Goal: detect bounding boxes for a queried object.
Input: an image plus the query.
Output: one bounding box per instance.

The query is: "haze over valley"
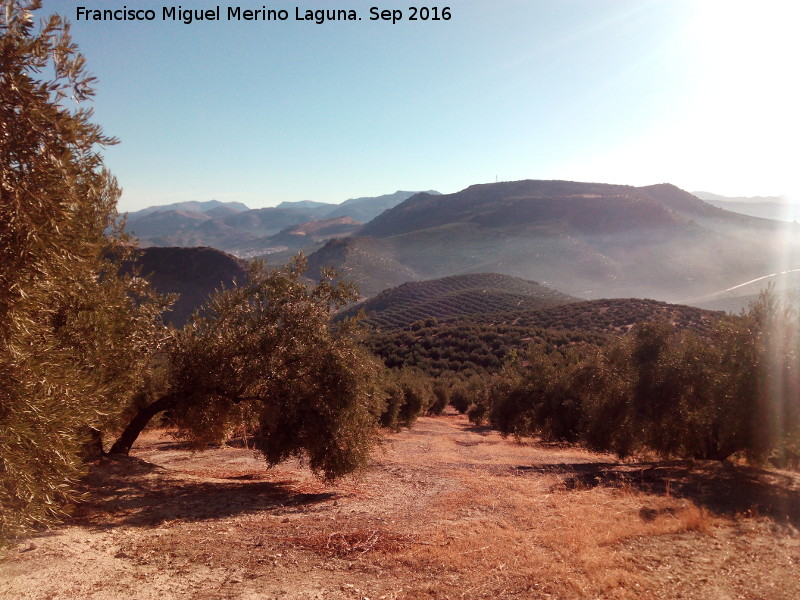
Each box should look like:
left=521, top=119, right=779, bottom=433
left=128, top=179, right=800, bottom=315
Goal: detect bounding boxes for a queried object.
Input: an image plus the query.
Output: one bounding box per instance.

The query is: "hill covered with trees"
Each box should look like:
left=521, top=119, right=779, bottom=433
left=337, top=273, right=577, bottom=329
left=125, top=246, right=248, bottom=327
left=472, top=297, right=723, bottom=333
left=361, top=297, right=722, bottom=377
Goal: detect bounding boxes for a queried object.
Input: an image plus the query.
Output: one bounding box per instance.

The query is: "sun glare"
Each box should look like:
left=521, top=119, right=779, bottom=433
left=680, top=1, right=799, bottom=198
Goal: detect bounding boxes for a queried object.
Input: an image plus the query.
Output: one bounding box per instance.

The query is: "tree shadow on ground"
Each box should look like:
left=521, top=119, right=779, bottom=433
left=129, top=435, right=249, bottom=451
left=70, top=455, right=336, bottom=530
left=517, top=461, right=800, bottom=526
left=459, top=423, right=502, bottom=435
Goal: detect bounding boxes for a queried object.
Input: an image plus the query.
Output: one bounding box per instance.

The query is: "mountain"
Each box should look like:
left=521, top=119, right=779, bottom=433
left=639, top=184, right=729, bottom=218
left=127, top=204, right=332, bottom=250
left=123, top=192, right=439, bottom=254
left=306, top=236, right=418, bottom=296
left=220, top=205, right=332, bottom=233
left=324, top=190, right=441, bottom=223
left=307, top=180, right=800, bottom=304
left=205, top=204, right=249, bottom=218
left=238, top=217, right=363, bottom=257
left=276, top=200, right=335, bottom=210
left=693, top=191, right=788, bottom=204
left=125, top=200, right=249, bottom=220
left=337, top=273, right=577, bottom=329
left=265, top=216, right=361, bottom=247
left=126, top=246, right=248, bottom=327
left=125, top=209, right=213, bottom=239
left=358, top=181, right=734, bottom=238
left=692, top=191, right=798, bottom=222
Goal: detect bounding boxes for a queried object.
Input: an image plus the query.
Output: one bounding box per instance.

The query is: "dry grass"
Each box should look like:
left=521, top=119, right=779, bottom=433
left=290, top=528, right=414, bottom=557
left=2, top=413, right=799, bottom=600
left=384, top=465, right=719, bottom=599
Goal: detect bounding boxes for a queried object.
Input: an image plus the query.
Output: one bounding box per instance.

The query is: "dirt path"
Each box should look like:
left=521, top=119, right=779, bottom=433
left=2, top=413, right=799, bottom=599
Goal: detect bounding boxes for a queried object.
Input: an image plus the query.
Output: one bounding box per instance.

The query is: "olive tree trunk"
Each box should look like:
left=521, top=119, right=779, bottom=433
left=109, top=394, right=178, bottom=455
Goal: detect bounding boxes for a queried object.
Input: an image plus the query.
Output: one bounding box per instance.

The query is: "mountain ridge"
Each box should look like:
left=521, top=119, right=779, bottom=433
left=123, top=191, right=440, bottom=253
left=308, top=180, right=800, bottom=305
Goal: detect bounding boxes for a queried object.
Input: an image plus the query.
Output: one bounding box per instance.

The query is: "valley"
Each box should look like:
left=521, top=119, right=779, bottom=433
left=127, top=181, right=800, bottom=311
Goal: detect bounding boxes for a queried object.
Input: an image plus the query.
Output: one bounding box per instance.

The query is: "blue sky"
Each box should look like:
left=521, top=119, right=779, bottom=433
left=40, top=1, right=798, bottom=211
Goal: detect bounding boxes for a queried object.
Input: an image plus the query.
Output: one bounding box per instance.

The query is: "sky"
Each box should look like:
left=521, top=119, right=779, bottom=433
left=39, top=0, right=799, bottom=212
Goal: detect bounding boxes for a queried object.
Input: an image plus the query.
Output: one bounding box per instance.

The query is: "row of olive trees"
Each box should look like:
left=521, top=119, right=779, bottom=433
left=378, top=366, right=450, bottom=430
left=469, top=292, right=800, bottom=465
left=0, top=1, right=392, bottom=547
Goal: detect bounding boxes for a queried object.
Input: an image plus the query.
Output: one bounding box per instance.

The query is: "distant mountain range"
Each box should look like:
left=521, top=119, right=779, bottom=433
left=126, top=199, right=251, bottom=219
left=693, top=191, right=798, bottom=222
left=123, top=191, right=440, bottom=256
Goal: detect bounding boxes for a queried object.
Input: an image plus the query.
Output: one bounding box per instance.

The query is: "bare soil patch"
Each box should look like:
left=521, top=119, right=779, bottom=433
left=3, top=413, right=800, bottom=599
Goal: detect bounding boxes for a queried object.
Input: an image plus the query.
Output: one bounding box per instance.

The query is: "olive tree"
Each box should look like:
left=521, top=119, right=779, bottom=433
left=1, top=0, right=167, bottom=543
left=467, top=286, right=800, bottom=465
left=110, top=257, right=388, bottom=481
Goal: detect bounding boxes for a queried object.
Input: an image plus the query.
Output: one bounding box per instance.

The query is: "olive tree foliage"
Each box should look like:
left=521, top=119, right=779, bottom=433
left=578, top=295, right=800, bottom=462
left=110, top=257, right=388, bottom=481
left=471, top=290, right=800, bottom=464
left=378, top=366, right=434, bottom=431
left=1, top=1, right=167, bottom=544
left=469, top=344, right=589, bottom=440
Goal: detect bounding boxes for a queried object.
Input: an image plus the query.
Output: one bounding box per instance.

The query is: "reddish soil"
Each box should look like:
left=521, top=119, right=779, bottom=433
left=2, top=413, right=799, bottom=599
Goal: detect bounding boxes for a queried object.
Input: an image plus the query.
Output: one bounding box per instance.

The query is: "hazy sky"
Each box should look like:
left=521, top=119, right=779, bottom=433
left=40, top=0, right=798, bottom=211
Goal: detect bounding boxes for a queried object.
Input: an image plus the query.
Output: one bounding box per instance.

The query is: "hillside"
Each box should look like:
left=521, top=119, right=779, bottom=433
left=309, top=180, right=800, bottom=303
left=324, top=190, right=441, bottom=223
left=127, top=246, right=248, bottom=327
left=476, top=297, right=724, bottom=333
left=365, top=321, right=605, bottom=375
left=338, top=273, right=577, bottom=329
left=257, top=216, right=362, bottom=250
left=125, top=199, right=250, bottom=220
left=305, top=237, right=418, bottom=297
left=359, top=181, right=692, bottom=238
left=362, top=298, right=723, bottom=376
